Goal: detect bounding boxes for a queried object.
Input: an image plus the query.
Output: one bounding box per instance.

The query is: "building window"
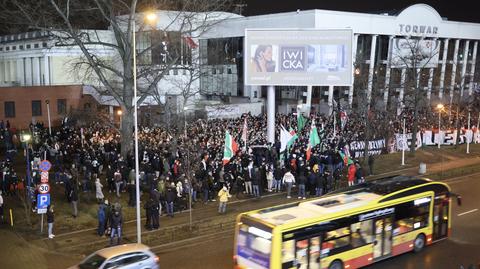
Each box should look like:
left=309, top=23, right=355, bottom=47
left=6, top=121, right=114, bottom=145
left=12, top=46, right=16, bottom=50
left=32, top=100, right=42, bottom=116
left=34, top=44, right=39, bottom=48
left=57, top=99, right=67, bottom=115
left=26, top=44, right=31, bottom=49
left=42, top=42, right=47, bottom=48
left=0, top=47, right=2, bottom=51
left=4, top=102, right=15, bottom=118
left=6, top=46, right=9, bottom=51
left=20, top=45, right=24, bottom=50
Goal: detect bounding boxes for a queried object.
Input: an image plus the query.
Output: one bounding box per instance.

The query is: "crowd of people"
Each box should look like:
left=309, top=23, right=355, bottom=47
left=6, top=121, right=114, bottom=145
left=0, top=105, right=477, bottom=242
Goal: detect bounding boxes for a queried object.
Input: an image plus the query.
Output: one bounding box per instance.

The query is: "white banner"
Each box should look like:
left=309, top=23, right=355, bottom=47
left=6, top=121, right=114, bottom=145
left=391, top=38, right=440, bottom=68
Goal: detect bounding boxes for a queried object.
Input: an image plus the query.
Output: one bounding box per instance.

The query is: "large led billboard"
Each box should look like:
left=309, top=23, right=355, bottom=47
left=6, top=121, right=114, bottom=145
left=245, top=29, right=353, bottom=86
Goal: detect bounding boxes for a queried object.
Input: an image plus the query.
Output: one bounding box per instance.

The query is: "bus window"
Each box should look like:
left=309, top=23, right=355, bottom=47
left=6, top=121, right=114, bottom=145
left=322, top=227, right=350, bottom=254
left=393, top=199, right=431, bottom=235
left=282, top=240, right=295, bottom=264
left=237, top=224, right=271, bottom=269
left=296, top=239, right=309, bottom=269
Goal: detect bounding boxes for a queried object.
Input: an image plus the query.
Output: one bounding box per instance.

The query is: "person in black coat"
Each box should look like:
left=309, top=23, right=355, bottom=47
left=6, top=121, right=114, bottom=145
left=165, top=183, right=177, bottom=217
left=47, top=205, right=55, bottom=239
left=144, top=198, right=153, bottom=230
left=110, top=209, right=123, bottom=246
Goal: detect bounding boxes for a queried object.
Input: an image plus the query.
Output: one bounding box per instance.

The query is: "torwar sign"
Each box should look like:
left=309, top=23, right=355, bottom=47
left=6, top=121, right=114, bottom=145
left=395, top=4, right=441, bottom=37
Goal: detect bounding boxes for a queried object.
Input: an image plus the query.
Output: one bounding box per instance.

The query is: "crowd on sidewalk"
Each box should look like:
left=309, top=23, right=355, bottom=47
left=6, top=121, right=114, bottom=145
left=0, top=106, right=477, bottom=241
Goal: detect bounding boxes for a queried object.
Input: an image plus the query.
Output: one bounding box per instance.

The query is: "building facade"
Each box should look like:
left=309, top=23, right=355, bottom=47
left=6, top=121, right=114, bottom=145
left=1, top=4, right=480, bottom=129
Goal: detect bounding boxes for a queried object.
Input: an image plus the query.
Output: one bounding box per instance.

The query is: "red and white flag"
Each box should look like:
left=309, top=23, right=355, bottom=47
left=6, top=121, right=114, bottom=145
left=223, top=131, right=239, bottom=165
left=183, top=36, right=198, bottom=49
left=241, top=118, right=248, bottom=151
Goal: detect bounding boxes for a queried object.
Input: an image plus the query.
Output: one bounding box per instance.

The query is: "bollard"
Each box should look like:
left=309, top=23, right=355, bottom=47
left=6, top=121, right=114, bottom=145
left=419, top=163, right=427, bottom=175
left=9, top=209, right=13, bottom=227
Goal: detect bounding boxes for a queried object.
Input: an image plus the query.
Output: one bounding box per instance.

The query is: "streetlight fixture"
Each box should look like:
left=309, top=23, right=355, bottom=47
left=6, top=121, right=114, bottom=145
left=437, top=103, right=444, bottom=149
left=467, top=109, right=471, bottom=154
left=401, top=115, right=406, bottom=166
left=117, top=110, right=123, bottom=129
left=132, top=11, right=157, bottom=244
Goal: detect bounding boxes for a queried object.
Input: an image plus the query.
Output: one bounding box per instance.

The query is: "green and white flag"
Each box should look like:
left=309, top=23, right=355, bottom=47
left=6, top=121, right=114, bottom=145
left=223, top=131, right=239, bottom=165
left=297, top=113, right=306, bottom=132
left=306, top=119, right=320, bottom=161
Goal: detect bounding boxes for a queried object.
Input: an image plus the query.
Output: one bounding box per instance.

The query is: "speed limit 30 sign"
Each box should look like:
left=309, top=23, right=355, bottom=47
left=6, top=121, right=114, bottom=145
left=38, top=183, right=50, bottom=194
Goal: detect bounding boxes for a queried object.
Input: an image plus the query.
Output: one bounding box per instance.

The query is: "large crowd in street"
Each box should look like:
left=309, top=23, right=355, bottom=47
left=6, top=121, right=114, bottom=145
left=0, top=106, right=476, bottom=243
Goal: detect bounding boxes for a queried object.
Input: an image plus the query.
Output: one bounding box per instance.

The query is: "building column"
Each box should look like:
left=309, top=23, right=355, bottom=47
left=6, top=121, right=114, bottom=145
left=367, top=35, right=378, bottom=106
left=398, top=68, right=406, bottom=115
left=9, top=60, right=15, bottom=83
left=468, top=41, right=478, bottom=96
left=383, top=35, right=395, bottom=109
left=427, top=67, right=434, bottom=101
left=32, top=57, right=41, bottom=85
left=439, top=39, right=449, bottom=99
left=348, top=34, right=359, bottom=107
left=109, top=105, right=114, bottom=121
left=449, top=39, right=460, bottom=100
left=460, top=40, right=470, bottom=97
left=0, top=60, right=4, bottom=84
left=16, top=58, right=23, bottom=85
left=328, top=85, right=334, bottom=116
left=25, top=57, right=33, bottom=86
left=267, top=86, right=275, bottom=144
left=43, top=55, right=50, bottom=85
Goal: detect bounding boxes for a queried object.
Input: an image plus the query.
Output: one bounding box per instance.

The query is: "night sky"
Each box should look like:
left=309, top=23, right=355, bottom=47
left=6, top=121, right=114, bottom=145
left=244, top=0, right=480, bottom=24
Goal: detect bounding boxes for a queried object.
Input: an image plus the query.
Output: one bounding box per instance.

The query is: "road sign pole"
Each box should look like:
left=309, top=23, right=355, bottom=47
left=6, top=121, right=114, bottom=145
left=40, top=214, right=44, bottom=234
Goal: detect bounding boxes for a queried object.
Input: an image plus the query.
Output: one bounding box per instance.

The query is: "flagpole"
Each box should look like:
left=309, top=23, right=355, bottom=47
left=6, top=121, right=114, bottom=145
left=333, top=114, right=336, bottom=138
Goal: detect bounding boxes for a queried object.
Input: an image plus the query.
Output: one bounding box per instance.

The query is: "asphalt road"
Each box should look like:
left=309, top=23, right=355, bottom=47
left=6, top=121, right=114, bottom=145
left=157, top=174, right=480, bottom=269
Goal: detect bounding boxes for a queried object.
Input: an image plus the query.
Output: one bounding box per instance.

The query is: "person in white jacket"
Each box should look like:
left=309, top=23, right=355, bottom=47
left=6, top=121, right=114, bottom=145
left=282, top=170, right=295, bottom=198
left=95, top=178, right=104, bottom=203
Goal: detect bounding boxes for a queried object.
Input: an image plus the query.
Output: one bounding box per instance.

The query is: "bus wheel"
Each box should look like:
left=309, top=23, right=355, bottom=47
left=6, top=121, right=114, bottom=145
left=413, top=234, right=426, bottom=253
left=328, top=260, right=344, bottom=269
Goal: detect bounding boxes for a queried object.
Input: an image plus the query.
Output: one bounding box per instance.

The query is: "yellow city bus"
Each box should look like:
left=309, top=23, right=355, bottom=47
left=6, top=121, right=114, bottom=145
left=233, top=176, right=460, bottom=269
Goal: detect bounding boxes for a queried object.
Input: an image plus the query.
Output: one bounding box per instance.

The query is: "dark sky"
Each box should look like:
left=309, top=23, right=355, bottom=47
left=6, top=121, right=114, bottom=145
left=244, top=0, right=480, bottom=24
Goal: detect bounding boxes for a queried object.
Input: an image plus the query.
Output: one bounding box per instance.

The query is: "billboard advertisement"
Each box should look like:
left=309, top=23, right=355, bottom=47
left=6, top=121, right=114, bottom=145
left=245, top=29, right=353, bottom=86
left=391, top=38, right=440, bottom=68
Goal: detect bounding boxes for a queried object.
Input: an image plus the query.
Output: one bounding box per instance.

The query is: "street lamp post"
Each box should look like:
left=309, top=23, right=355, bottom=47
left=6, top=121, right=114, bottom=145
left=183, top=106, right=193, bottom=229
left=20, top=133, right=32, bottom=201
left=132, top=11, right=157, bottom=244
left=401, top=116, right=406, bottom=166
left=467, top=110, right=471, bottom=154
left=437, top=104, right=444, bottom=149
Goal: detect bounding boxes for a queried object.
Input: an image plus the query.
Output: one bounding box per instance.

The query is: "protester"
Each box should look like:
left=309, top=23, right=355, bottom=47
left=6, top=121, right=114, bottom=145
left=217, top=185, right=231, bottom=214
left=282, top=169, right=295, bottom=199
left=110, top=207, right=123, bottom=246
left=47, top=205, right=55, bottom=239
left=95, top=177, right=104, bottom=203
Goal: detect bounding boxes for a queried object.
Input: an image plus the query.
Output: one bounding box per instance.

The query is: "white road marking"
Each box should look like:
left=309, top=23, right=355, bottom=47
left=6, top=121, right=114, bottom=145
left=457, top=208, right=478, bottom=216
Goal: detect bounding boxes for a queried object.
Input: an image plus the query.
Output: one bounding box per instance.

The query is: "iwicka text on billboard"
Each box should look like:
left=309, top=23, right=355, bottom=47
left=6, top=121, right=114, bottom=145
left=245, top=29, right=353, bottom=86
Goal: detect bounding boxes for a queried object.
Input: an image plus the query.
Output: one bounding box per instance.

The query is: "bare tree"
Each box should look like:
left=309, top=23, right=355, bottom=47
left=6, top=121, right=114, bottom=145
left=390, top=37, right=440, bottom=153
left=2, top=0, right=236, bottom=157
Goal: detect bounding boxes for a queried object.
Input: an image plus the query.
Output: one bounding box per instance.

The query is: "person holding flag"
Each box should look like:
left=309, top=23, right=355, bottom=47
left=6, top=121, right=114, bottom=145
left=306, top=119, right=321, bottom=161
left=223, top=130, right=239, bottom=165
left=280, top=125, right=297, bottom=161
left=297, top=113, right=307, bottom=133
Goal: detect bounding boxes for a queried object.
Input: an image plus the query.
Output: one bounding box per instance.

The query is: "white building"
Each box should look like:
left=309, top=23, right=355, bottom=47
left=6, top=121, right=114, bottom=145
left=1, top=4, right=479, bottom=118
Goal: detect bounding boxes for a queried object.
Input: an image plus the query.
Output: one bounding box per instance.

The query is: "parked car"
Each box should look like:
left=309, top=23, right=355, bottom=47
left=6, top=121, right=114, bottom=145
left=69, top=243, right=159, bottom=269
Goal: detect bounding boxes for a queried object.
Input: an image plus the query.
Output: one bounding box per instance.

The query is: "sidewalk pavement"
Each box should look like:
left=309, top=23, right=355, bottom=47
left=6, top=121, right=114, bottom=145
left=2, top=154, right=480, bottom=269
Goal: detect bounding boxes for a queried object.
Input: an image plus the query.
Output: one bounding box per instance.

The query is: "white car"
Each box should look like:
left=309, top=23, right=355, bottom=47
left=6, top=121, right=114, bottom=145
left=70, top=243, right=159, bottom=269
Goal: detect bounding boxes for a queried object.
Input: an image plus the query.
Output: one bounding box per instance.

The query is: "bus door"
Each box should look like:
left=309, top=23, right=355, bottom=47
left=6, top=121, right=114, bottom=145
left=432, top=195, right=449, bottom=240
left=373, top=217, right=393, bottom=259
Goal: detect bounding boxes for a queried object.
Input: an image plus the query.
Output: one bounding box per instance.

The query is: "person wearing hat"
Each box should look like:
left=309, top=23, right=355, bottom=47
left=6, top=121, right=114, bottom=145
left=217, top=185, right=232, bottom=214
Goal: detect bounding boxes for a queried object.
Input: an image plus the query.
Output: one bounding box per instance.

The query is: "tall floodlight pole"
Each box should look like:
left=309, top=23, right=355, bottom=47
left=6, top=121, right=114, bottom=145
left=437, top=104, right=444, bottom=149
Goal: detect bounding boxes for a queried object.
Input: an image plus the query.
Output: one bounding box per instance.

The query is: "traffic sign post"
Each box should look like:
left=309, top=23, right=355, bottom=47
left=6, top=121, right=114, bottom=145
left=38, top=159, right=52, bottom=234
left=39, top=160, right=52, bottom=172
left=38, top=183, right=50, bottom=194
left=40, top=171, right=49, bottom=183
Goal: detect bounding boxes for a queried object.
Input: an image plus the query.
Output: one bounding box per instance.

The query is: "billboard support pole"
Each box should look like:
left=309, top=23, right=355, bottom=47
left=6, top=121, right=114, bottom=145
left=267, top=85, right=275, bottom=144
left=328, top=85, right=334, bottom=116
left=306, top=85, right=312, bottom=116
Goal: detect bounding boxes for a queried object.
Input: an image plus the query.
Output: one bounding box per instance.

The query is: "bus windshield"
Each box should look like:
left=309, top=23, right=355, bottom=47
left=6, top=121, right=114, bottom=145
left=236, top=219, right=272, bottom=269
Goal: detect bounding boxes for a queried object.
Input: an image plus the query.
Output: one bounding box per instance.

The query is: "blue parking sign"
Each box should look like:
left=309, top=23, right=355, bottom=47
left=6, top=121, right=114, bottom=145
left=37, top=194, right=51, bottom=209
